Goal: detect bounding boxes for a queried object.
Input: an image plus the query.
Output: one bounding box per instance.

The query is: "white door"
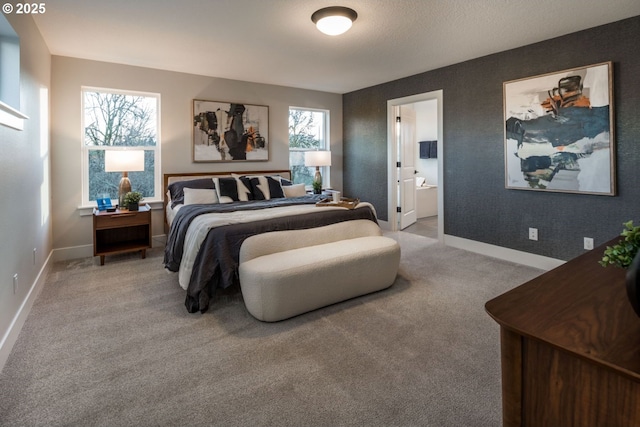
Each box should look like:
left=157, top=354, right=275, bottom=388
left=399, top=105, right=417, bottom=229
left=387, top=90, right=443, bottom=237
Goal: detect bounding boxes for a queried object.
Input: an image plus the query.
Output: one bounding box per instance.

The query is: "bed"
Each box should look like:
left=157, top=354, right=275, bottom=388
left=162, top=170, right=378, bottom=313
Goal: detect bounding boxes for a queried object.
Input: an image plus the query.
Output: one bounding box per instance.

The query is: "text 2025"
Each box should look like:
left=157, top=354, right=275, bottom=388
left=15, top=3, right=46, bottom=14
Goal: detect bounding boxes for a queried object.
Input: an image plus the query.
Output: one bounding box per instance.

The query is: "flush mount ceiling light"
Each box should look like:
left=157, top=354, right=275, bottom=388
left=311, top=6, right=358, bottom=36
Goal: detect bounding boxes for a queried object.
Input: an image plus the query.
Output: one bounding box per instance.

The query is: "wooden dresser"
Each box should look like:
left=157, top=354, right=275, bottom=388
left=485, top=239, right=640, bottom=427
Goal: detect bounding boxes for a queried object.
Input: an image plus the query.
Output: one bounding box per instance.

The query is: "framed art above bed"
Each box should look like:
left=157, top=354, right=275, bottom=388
left=193, top=99, right=269, bottom=163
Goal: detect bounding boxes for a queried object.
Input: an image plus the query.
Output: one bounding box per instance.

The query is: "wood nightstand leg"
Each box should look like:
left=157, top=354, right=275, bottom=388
left=141, top=249, right=146, bottom=259
left=100, top=255, right=105, bottom=266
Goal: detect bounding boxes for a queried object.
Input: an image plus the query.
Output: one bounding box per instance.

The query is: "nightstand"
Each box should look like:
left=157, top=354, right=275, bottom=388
left=93, top=205, right=152, bottom=265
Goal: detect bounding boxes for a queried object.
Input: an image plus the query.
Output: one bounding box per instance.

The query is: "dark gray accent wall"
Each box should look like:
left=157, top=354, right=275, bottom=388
left=344, top=16, right=640, bottom=261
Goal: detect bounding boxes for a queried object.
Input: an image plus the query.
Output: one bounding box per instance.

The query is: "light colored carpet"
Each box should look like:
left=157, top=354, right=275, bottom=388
left=0, top=231, right=542, bottom=426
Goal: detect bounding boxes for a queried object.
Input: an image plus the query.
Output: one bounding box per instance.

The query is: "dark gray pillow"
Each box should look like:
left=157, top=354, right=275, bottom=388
left=168, top=178, right=215, bottom=208
left=217, top=177, right=239, bottom=201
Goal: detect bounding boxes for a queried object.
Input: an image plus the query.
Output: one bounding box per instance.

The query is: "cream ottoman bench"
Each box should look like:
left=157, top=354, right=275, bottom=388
left=238, top=219, right=401, bottom=322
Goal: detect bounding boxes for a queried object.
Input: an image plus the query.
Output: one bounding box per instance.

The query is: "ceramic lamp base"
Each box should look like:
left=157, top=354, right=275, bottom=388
left=118, top=173, right=131, bottom=208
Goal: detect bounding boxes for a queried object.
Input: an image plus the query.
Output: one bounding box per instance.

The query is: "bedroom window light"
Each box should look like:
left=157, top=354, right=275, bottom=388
left=81, top=87, right=161, bottom=206
left=288, top=107, right=330, bottom=187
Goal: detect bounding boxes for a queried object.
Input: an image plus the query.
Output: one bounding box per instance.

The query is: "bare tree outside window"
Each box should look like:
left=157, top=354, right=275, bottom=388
left=288, top=108, right=328, bottom=186
left=82, top=90, right=159, bottom=203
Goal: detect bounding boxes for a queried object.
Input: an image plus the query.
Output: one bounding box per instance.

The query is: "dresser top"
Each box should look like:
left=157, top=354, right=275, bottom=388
left=486, top=238, right=640, bottom=381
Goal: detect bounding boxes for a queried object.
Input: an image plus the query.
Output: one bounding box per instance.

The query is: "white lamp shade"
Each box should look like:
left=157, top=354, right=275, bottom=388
left=305, top=151, right=332, bottom=167
left=104, top=150, right=145, bottom=172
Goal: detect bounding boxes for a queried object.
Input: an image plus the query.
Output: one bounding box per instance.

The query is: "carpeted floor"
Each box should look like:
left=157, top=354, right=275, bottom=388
left=0, top=231, right=542, bottom=427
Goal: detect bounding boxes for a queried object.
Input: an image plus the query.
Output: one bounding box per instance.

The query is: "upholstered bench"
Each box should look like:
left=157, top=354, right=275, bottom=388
left=238, top=219, right=401, bottom=322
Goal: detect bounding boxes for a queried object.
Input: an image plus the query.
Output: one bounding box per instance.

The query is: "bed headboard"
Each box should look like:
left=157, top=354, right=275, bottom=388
left=163, top=170, right=292, bottom=232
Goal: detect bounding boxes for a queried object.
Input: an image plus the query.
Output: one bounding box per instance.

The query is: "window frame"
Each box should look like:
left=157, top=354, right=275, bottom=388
left=80, top=86, right=161, bottom=207
left=288, top=106, right=330, bottom=188
left=0, top=13, right=28, bottom=130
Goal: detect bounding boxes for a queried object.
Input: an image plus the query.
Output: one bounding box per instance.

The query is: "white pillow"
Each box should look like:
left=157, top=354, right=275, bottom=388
left=283, top=183, right=307, bottom=198
left=183, top=187, right=219, bottom=205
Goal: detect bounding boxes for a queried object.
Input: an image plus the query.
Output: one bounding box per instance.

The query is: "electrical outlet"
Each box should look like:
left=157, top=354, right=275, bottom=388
left=13, top=274, right=18, bottom=294
left=584, top=237, right=594, bottom=250
left=529, top=227, right=538, bottom=241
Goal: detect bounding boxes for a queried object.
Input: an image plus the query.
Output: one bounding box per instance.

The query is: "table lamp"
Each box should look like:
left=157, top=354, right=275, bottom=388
left=305, top=150, right=332, bottom=190
left=104, top=150, right=145, bottom=208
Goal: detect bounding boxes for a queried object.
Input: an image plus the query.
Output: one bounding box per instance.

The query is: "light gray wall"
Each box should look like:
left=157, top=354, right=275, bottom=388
left=50, top=57, right=343, bottom=252
left=0, top=15, right=51, bottom=355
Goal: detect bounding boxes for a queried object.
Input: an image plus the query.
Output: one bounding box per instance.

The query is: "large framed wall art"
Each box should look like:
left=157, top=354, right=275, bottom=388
left=503, top=62, right=615, bottom=195
left=193, top=99, right=269, bottom=162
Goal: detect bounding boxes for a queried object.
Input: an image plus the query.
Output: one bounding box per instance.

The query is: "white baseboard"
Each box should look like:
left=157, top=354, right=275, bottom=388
left=0, top=250, right=53, bottom=373
left=52, top=243, right=93, bottom=262
left=52, top=234, right=167, bottom=262
left=444, top=234, right=565, bottom=271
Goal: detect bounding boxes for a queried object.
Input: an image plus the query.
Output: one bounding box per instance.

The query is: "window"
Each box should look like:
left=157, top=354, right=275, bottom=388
left=288, top=108, right=330, bottom=186
left=82, top=88, right=160, bottom=205
left=0, top=13, right=28, bottom=130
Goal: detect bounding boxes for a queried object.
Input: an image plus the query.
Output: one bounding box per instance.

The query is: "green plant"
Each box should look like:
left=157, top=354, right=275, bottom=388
left=123, top=191, right=143, bottom=206
left=600, top=220, right=640, bottom=268
left=312, top=180, right=322, bottom=193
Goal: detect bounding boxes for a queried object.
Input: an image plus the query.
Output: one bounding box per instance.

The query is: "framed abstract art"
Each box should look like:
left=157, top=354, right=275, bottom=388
left=503, top=62, right=615, bottom=195
left=193, top=99, right=269, bottom=162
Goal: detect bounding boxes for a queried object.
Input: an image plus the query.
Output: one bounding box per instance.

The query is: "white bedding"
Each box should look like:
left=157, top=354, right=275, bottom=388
left=166, top=201, right=182, bottom=227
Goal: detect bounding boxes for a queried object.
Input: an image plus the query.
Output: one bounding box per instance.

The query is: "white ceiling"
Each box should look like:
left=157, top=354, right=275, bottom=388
left=32, top=0, right=640, bottom=94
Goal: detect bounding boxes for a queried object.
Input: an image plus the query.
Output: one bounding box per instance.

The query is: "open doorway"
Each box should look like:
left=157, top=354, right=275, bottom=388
left=386, top=90, right=443, bottom=241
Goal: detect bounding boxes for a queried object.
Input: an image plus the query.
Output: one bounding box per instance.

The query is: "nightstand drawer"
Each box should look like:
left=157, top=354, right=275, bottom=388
left=94, top=211, right=150, bottom=229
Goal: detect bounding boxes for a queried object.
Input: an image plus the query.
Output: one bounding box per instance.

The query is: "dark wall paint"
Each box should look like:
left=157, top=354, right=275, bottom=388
left=343, top=16, right=640, bottom=261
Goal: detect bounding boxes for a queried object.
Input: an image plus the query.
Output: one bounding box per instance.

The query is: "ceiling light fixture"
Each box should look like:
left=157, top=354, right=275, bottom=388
left=311, top=6, right=357, bottom=36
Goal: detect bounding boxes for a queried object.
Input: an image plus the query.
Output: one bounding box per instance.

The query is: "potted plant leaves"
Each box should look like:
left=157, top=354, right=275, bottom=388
left=600, top=220, right=640, bottom=318
left=600, top=220, right=640, bottom=268
left=312, top=180, right=322, bottom=194
left=122, top=191, right=143, bottom=211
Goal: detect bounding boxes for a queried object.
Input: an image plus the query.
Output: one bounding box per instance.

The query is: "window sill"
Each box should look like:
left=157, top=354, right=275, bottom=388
left=0, top=101, right=29, bottom=131
left=78, top=199, right=164, bottom=216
